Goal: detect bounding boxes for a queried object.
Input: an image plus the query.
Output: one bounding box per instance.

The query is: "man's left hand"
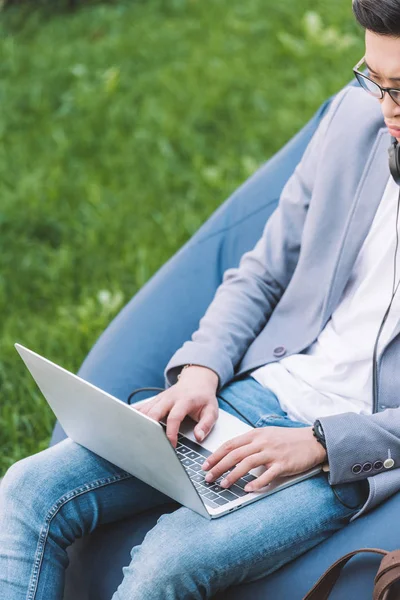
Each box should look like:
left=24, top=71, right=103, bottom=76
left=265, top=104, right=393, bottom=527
left=201, top=426, right=327, bottom=492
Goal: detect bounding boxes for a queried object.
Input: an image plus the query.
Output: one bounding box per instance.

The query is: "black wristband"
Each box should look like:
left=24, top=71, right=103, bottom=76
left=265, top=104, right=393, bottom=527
left=312, top=419, right=327, bottom=450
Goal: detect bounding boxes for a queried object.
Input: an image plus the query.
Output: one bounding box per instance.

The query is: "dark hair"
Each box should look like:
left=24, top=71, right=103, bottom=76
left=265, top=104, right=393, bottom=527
left=352, top=0, right=400, bottom=37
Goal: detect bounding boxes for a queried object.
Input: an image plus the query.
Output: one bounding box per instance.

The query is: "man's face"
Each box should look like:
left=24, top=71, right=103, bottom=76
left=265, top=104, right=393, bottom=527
left=365, top=30, right=400, bottom=141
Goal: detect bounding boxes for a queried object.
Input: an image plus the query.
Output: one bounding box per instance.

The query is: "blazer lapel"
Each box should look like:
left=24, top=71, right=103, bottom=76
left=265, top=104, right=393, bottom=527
left=321, top=127, right=392, bottom=325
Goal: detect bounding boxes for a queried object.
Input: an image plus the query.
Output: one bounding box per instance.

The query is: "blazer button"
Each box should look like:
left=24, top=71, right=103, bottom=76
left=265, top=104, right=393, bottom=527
left=352, top=464, right=362, bottom=474
left=384, top=458, right=395, bottom=469
left=273, top=346, right=287, bottom=357
left=362, top=462, right=372, bottom=473
left=374, top=461, right=383, bottom=470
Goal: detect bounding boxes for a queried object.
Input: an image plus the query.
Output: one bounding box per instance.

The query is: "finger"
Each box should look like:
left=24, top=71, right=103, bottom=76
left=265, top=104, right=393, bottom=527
left=146, top=396, right=173, bottom=422
left=204, top=446, right=259, bottom=484
left=244, top=463, right=282, bottom=492
left=133, top=395, right=163, bottom=415
left=134, top=402, right=154, bottom=414
left=165, top=405, right=190, bottom=448
left=202, top=432, right=255, bottom=471
left=219, top=453, right=270, bottom=488
left=194, top=404, right=218, bottom=442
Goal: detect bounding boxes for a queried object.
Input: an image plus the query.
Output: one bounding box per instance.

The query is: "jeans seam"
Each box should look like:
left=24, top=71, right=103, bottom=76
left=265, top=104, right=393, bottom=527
left=27, top=471, right=133, bottom=600
left=228, top=509, right=356, bottom=583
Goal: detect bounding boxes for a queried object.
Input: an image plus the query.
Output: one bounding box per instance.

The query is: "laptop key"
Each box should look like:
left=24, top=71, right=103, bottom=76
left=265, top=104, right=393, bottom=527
left=230, top=484, right=248, bottom=497
left=178, top=436, right=211, bottom=458
left=198, top=487, right=209, bottom=495
left=219, top=489, right=239, bottom=501
left=187, top=451, right=200, bottom=460
left=182, top=458, right=195, bottom=467
left=191, top=474, right=204, bottom=483
left=202, top=497, right=220, bottom=508
left=189, top=463, right=202, bottom=473
left=213, top=497, right=229, bottom=506
left=177, top=447, right=191, bottom=455
left=194, top=456, right=206, bottom=465
left=242, top=474, right=257, bottom=483
left=233, top=477, right=251, bottom=489
left=204, top=491, right=219, bottom=501
left=209, top=484, right=223, bottom=493
left=200, top=480, right=214, bottom=488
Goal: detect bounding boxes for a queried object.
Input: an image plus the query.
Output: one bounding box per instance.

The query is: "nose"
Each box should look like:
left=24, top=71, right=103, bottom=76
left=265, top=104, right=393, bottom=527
left=380, top=91, right=400, bottom=120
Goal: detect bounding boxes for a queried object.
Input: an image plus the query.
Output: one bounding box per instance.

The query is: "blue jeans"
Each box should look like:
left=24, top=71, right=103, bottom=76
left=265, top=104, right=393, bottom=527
left=0, top=375, right=369, bottom=599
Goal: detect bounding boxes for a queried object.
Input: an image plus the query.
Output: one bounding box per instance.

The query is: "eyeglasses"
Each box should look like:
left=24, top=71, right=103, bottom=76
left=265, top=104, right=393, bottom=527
left=353, top=56, right=400, bottom=107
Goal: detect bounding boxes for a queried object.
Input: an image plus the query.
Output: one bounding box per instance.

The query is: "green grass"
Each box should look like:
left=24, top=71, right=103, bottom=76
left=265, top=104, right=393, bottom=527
left=0, top=0, right=364, bottom=476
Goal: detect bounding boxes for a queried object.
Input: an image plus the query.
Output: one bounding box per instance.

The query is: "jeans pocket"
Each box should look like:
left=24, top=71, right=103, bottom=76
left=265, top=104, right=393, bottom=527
left=329, top=478, right=369, bottom=510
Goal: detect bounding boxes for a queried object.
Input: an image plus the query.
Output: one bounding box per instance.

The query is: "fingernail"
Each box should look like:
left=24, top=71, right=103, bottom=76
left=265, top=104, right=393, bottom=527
left=197, top=429, right=205, bottom=441
left=245, top=484, right=253, bottom=492
left=205, top=473, right=213, bottom=482
left=203, top=460, right=209, bottom=469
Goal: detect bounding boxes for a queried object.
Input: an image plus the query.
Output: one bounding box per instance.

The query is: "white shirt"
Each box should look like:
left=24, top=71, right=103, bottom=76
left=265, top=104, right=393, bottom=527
left=251, top=175, right=400, bottom=425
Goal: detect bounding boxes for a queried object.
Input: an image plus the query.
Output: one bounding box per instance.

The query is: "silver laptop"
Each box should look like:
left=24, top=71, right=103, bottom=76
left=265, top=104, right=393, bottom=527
left=14, top=343, right=322, bottom=520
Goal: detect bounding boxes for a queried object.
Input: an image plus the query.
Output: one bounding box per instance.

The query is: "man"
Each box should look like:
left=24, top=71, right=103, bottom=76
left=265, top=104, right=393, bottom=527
left=0, top=1, right=399, bottom=598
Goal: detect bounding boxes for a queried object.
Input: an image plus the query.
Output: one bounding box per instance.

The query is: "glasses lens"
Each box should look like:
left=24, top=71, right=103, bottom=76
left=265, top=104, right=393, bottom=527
left=389, top=90, right=400, bottom=106
left=355, top=73, right=382, bottom=98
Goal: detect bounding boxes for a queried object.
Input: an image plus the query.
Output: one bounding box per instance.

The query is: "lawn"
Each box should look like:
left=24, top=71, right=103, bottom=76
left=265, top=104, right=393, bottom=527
left=0, top=0, right=364, bottom=476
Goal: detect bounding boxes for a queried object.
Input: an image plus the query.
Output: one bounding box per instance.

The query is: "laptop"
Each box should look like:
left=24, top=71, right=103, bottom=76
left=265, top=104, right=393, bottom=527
left=14, top=343, right=322, bottom=520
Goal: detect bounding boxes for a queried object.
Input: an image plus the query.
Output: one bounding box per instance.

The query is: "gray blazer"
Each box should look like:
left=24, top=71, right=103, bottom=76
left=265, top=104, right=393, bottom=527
left=163, top=86, right=400, bottom=521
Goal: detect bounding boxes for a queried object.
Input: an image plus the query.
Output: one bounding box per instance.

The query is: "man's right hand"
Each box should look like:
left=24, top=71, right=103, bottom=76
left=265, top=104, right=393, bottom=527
left=132, top=366, right=220, bottom=449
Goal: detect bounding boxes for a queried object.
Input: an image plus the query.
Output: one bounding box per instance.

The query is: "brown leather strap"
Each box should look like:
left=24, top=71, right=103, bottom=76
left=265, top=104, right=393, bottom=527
left=374, top=550, right=400, bottom=600
left=303, top=548, right=387, bottom=600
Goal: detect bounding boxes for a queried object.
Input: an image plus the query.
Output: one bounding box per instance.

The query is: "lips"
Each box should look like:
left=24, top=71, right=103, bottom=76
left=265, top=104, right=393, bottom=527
left=387, top=123, right=400, bottom=132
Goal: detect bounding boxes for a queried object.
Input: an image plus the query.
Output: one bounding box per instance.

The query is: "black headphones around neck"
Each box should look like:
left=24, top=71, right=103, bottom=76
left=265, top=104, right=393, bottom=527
left=389, top=136, right=400, bottom=185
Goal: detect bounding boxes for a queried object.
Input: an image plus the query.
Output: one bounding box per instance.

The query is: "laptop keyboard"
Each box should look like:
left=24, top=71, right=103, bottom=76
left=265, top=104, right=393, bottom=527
left=161, top=424, right=257, bottom=509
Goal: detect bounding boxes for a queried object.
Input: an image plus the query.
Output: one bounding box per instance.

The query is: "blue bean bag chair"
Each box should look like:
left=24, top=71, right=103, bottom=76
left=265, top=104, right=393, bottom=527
left=52, top=78, right=400, bottom=600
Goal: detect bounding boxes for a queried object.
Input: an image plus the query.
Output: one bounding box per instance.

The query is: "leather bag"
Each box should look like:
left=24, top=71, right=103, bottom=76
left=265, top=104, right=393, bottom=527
left=303, top=548, right=400, bottom=600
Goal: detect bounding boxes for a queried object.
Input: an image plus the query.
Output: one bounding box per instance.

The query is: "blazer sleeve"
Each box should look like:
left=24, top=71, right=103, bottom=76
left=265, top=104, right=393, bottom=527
left=164, top=87, right=351, bottom=392
left=319, top=408, right=400, bottom=485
